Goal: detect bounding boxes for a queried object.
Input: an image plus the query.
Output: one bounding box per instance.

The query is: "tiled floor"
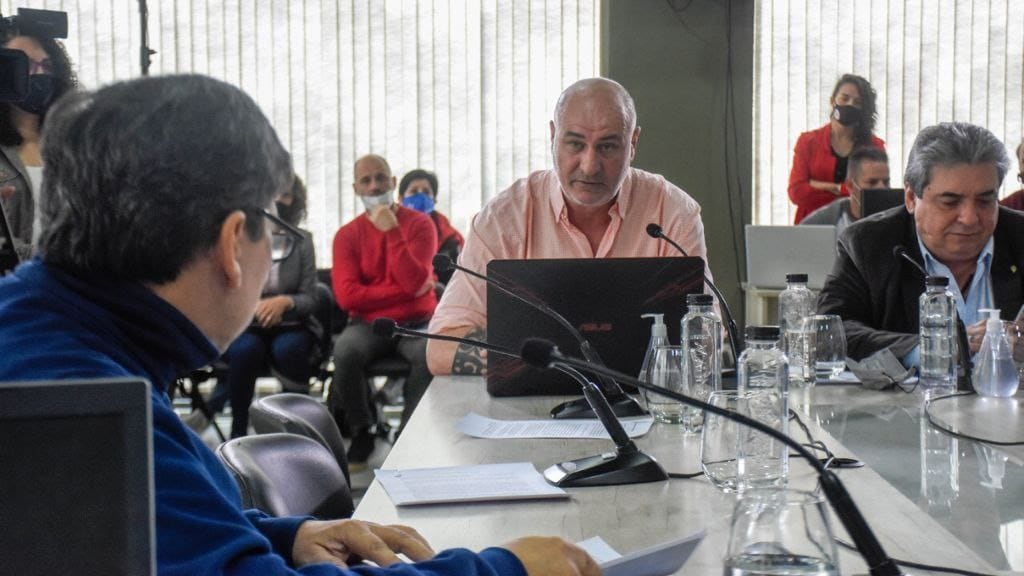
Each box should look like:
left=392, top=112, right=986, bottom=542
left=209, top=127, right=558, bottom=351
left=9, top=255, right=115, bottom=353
left=173, top=377, right=395, bottom=505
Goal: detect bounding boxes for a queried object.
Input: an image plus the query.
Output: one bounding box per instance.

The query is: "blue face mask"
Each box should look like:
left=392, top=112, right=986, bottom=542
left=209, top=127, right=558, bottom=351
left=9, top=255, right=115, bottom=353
left=402, top=192, right=435, bottom=214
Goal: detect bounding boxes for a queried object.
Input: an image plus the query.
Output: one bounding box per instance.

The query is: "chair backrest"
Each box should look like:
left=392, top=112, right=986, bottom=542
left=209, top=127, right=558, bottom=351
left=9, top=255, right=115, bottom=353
left=248, top=393, right=351, bottom=485
left=216, top=433, right=354, bottom=519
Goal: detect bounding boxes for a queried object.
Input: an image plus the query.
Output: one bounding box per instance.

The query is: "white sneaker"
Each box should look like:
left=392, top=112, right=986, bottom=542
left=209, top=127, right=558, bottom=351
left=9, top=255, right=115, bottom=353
left=182, top=410, right=211, bottom=434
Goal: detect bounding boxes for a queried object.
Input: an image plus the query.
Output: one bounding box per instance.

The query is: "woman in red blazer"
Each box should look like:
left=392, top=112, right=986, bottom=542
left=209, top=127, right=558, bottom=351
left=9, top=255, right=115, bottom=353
left=788, top=74, right=885, bottom=224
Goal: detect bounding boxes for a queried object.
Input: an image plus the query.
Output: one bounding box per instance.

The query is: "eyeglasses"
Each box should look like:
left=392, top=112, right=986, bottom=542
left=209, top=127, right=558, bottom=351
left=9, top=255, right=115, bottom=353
left=260, top=208, right=304, bottom=262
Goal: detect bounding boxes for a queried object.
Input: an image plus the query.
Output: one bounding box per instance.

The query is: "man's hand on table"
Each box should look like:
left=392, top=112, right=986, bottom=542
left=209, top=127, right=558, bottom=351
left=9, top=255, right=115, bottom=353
left=502, top=536, right=601, bottom=576
left=292, top=519, right=434, bottom=568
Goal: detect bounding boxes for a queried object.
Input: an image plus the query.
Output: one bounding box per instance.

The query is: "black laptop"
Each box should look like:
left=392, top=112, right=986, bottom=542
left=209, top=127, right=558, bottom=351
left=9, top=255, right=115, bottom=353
left=486, top=257, right=706, bottom=396
left=0, top=198, right=19, bottom=275
left=861, top=188, right=904, bottom=217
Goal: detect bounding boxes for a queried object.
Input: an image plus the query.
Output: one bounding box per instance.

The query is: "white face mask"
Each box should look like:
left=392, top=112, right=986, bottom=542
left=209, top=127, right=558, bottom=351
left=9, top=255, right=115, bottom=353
left=360, top=192, right=392, bottom=212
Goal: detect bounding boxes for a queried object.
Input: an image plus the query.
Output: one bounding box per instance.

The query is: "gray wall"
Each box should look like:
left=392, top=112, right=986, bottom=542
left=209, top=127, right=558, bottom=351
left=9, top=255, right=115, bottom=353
left=602, top=0, right=754, bottom=329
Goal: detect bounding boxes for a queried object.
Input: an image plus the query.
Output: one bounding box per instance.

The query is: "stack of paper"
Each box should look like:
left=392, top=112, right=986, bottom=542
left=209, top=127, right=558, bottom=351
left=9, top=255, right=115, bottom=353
left=374, top=462, right=569, bottom=506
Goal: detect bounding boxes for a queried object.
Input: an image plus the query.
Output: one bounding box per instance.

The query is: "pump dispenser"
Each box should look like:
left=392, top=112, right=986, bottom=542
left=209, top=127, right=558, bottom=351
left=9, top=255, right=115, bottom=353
left=972, top=309, right=1019, bottom=397
left=640, top=313, right=669, bottom=381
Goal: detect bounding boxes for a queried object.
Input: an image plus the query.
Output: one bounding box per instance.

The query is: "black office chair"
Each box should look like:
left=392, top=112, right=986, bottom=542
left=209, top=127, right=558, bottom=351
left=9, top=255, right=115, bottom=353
left=216, top=433, right=354, bottom=519
left=248, top=392, right=351, bottom=486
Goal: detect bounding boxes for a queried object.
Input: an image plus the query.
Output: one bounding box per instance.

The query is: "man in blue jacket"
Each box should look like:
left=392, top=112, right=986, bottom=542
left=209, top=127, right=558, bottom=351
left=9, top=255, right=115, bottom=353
left=0, top=74, right=597, bottom=576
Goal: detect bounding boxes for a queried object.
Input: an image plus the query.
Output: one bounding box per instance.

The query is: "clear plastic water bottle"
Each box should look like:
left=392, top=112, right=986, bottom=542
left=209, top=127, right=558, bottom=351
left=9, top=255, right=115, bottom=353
left=778, top=273, right=816, bottom=388
left=737, top=325, right=789, bottom=488
left=972, top=308, right=1019, bottom=397
left=919, top=276, right=957, bottom=392
left=681, top=294, right=722, bottom=432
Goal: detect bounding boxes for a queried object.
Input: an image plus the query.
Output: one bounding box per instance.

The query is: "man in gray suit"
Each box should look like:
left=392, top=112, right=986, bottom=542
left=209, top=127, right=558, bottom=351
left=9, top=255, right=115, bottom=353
left=801, top=146, right=890, bottom=236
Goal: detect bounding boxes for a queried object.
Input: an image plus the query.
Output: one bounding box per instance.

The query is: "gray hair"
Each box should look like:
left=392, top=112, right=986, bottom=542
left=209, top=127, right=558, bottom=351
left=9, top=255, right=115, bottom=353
left=904, top=122, right=1009, bottom=198
left=38, top=74, right=292, bottom=284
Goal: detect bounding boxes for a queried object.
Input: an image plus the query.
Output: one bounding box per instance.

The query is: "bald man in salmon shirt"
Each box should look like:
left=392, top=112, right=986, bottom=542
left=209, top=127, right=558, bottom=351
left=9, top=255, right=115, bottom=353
left=426, top=77, right=713, bottom=375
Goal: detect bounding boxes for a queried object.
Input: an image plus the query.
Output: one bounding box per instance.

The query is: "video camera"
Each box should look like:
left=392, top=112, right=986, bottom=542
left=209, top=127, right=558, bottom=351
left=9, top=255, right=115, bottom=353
left=0, top=8, right=68, bottom=102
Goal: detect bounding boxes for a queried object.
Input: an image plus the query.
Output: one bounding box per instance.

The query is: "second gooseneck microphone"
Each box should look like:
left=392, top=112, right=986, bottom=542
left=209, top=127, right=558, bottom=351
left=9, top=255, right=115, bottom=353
left=645, top=223, right=741, bottom=356
left=372, top=318, right=668, bottom=486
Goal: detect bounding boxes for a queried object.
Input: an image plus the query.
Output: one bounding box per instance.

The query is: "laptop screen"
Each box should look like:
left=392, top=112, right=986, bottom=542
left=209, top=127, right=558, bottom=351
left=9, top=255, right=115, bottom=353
left=0, top=378, right=154, bottom=576
left=486, top=257, right=706, bottom=397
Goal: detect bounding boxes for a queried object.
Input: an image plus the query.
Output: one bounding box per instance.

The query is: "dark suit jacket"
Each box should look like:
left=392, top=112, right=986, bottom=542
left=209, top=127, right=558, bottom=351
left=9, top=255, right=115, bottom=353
left=817, top=205, right=1024, bottom=360
left=272, top=228, right=322, bottom=340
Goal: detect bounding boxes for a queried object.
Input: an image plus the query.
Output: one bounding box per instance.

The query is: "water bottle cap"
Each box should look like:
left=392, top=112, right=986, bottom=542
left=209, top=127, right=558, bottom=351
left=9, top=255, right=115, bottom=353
left=786, top=273, right=808, bottom=283
left=745, top=325, right=780, bottom=341
left=925, top=275, right=949, bottom=286
left=686, top=293, right=713, bottom=306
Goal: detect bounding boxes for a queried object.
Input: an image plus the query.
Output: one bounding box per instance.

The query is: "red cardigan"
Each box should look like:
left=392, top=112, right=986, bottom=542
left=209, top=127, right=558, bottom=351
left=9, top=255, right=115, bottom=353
left=787, top=123, right=885, bottom=224
left=1001, top=189, right=1024, bottom=212
left=332, top=206, right=438, bottom=323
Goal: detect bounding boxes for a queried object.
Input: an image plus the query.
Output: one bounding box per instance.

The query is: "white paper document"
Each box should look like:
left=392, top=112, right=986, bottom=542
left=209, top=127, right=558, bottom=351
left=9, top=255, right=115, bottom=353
left=577, top=530, right=706, bottom=576
left=456, top=411, right=654, bottom=440
left=374, top=462, right=569, bottom=506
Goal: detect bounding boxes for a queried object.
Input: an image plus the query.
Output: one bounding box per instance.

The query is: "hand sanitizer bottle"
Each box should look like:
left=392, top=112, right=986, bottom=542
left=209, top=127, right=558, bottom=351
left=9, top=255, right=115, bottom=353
left=972, top=309, right=1019, bottom=397
left=638, top=314, right=670, bottom=413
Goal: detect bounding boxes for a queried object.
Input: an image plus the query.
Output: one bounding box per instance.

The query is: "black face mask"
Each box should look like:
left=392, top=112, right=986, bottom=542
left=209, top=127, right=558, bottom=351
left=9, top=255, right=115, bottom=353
left=275, top=201, right=297, bottom=226
left=832, top=105, right=862, bottom=127
left=14, top=74, right=57, bottom=116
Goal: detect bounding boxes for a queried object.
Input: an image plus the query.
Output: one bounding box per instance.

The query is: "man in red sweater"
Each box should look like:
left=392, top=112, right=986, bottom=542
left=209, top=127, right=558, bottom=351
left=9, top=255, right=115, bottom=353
left=331, top=154, right=438, bottom=465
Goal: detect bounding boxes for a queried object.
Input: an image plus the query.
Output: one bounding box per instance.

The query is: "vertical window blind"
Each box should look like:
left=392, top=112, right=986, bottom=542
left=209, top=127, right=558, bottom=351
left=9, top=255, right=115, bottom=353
left=2, top=0, right=600, bottom=264
left=755, top=1, right=1024, bottom=225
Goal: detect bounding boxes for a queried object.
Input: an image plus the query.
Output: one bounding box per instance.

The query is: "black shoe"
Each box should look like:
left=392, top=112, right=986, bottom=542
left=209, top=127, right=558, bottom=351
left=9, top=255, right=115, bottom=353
left=347, top=428, right=376, bottom=464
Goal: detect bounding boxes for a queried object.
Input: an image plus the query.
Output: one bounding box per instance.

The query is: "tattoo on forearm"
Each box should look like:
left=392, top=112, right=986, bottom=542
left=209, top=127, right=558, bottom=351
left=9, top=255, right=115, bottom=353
left=451, top=328, right=487, bottom=375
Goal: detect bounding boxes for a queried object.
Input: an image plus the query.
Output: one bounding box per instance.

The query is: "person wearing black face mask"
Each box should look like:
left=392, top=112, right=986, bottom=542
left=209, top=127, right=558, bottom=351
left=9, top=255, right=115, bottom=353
left=0, top=33, right=77, bottom=255
left=190, top=175, right=323, bottom=439
left=788, top=73, right=885, bottom=224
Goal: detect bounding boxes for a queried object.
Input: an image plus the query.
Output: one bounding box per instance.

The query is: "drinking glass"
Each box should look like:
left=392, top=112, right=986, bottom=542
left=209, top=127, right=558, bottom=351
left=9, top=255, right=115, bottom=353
left=1000, top=320, right=1024, bottom=382
left=811, top=315, right=847, bottom=378
left=700, top=390, right=750, bottom=492
left=642, top=345, right=687, bottom=424
left=723, top=487, right=839, bottom=576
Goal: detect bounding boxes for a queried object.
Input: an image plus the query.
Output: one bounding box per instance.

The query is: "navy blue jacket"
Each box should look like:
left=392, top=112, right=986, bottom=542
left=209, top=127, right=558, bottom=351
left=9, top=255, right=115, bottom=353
left=0, top=259, right=525, bottom=576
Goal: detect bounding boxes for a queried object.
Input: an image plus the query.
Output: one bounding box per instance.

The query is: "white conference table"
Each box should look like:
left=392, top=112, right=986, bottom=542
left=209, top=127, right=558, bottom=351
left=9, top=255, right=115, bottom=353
left=355, top=377, right=1001, bottom=575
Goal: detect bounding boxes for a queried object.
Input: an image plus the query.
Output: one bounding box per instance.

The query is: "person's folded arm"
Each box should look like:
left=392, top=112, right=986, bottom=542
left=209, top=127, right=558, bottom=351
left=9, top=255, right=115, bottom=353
left=385, top=216, right=438, bottom=296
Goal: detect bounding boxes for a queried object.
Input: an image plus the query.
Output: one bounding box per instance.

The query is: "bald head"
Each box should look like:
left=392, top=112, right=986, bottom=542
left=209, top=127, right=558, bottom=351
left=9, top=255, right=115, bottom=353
left=353, top=153, right=396, bottom=198
left=553, top=78, right=637, bottom=133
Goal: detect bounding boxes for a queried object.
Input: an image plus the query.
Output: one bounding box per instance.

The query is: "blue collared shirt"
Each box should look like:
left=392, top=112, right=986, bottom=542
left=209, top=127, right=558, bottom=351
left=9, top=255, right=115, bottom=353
left=918, top=236, right=994, bottom=326
left=902, top=237, right=994, bottom=367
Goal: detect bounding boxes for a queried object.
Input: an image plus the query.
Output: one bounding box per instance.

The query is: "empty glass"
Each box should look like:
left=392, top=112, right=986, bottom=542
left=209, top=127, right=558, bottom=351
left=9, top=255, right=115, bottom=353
left=811, top=315, right=847, bottom=378
left=642, top=345, right=687, bottom=424
left=701, top=390, right=750, bottom=492
left=723, top=487, right=839, bottom=576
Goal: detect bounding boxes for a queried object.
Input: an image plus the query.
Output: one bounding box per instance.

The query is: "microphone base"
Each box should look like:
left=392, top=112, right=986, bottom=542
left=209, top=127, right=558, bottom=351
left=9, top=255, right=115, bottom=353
left=549, top=394, right=647, bottom=419
left=544, top=448, right=668, bottom=487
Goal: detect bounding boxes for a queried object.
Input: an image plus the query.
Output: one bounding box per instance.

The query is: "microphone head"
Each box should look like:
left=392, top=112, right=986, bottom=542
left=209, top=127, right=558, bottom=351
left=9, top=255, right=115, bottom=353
left=892, top=246, right=907, bottom=259
left=432, top=254, right=453, bottom=273
left=645, top=223, right=663, bottom=239
left=520, top=338, right=559, bottom=368
left=372, top=318, right=398, bottom=338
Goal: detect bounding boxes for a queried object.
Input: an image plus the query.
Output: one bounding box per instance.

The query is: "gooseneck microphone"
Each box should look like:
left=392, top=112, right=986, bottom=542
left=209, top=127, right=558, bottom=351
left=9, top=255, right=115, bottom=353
left=433, top=254, right=646, bottom=420
left=892, top=246, right=973, bottom=391
left=372, top=318, right=667, bottom=486
left=521, top=338, right=903, bottom=576
left=645, top=223, right=741, bottom=356
left=892, top=246, right=926, bottom=276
